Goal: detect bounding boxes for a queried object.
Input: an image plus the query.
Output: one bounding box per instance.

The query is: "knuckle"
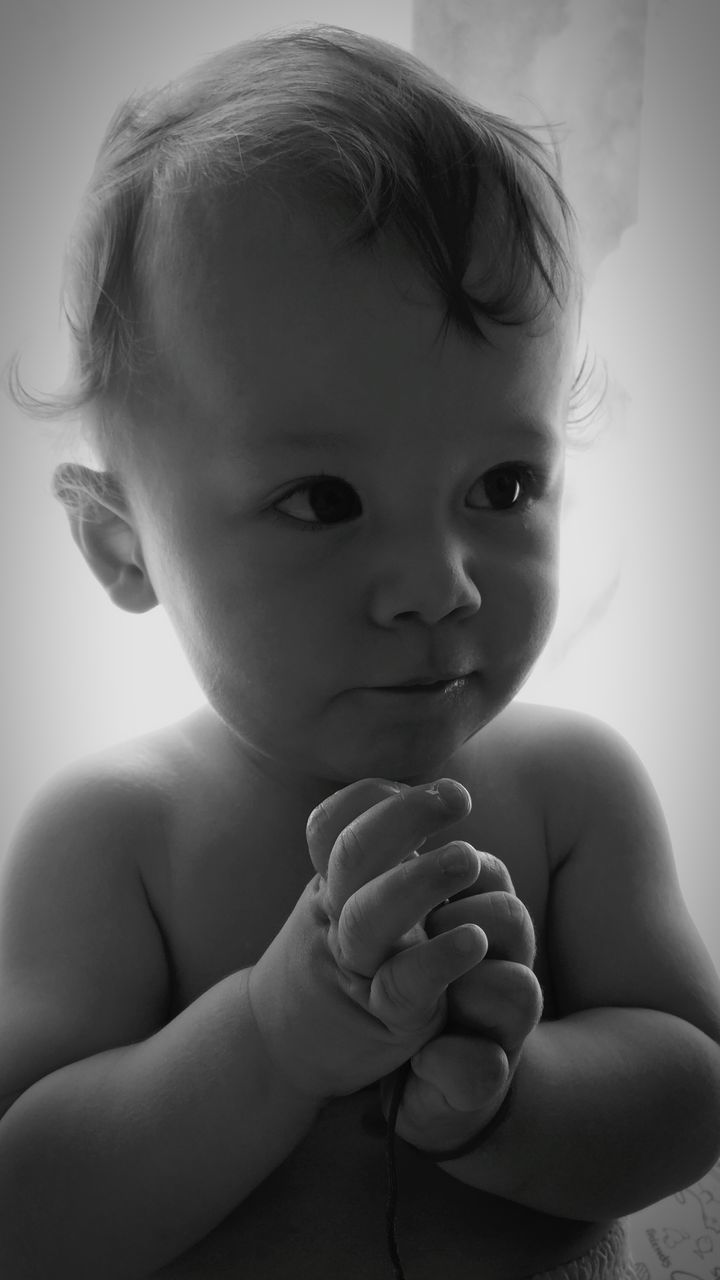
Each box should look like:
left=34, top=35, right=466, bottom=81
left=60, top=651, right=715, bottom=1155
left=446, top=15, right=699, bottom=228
left=505, top=962, right=544, bottom=1023
left=373, top=954, right=433, bottom=1028
left=518, top=908, right=537, bottom=962
left=486, top=890, right=518, bottom=931
left=490, top=892, right=536, bottom=957
left=481, top=851, right=514, bottom=890
left=337, top=892, right=368, bottom=961
left=396, top=855, right=420, bottom=889
left=376, top=960, right=415, bottom=1014
left=522, top=970, right=545, bottom=1024
left=355, top=778, right=407, bottom=808
left=443, top=840, right=478, bottom=868
left=306, top=779, right=400, bottom=848
left=324, top=918, right=343, bottom=968
left=499, top=891, right=526, bottom=926
left=305, top=795, right=334, bottom=848
left=331, top=821, right=365, bottom=875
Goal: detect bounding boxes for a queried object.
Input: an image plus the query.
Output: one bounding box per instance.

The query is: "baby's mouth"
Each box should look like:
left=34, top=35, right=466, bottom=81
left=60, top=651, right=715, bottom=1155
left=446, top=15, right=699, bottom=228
left=378, top=673, right=475, bottom=693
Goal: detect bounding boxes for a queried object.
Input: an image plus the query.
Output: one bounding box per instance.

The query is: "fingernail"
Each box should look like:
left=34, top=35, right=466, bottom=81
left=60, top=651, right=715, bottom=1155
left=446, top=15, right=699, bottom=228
left=426, top=778, right=469, bottom=810
left=454, top=924, right=486, bottom=954
left=439, top=842, right=474, bottom=875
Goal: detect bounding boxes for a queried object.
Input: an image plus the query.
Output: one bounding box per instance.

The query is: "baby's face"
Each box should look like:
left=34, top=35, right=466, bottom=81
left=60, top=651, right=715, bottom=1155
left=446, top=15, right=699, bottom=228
left=123, top=189, right=577, bottom=784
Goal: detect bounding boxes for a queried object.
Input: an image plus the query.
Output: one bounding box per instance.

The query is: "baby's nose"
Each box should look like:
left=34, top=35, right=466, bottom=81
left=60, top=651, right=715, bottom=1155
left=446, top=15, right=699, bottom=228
left=367, top=530, right=482, bottom=628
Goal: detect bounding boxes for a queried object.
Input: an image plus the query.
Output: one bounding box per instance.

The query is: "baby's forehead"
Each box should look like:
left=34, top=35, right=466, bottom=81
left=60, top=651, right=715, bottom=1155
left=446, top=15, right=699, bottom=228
left=142, top=177, right=575, bottom=379
left=134, top=196, right=315, bottom=422
left=124, top=181, right=577, bottom=477
left=38, top=28, right=582, bottom=467
left=152, top=181, right=354, bottom=309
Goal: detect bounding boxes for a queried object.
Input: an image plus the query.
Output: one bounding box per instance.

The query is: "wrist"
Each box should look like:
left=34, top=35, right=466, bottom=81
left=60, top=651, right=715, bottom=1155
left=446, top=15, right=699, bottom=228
left=245, top=964, right=328, bottom=1113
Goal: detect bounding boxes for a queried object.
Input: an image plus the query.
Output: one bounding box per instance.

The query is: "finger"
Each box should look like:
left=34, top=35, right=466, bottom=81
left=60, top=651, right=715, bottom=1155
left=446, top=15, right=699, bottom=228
left=426, top=891, right=536, bottom=966
left=394, top=1070, right=479, bottom=1152
left=386, top=1070, right=488, bottom=1154
left=306, top=778, right=405, bottom=877
left=445, top=848, right=515, bottom=898
left=325, top=779, right=471, bottom=915
left=337, top=842, right=484, bottom=974
left=447, top=959, right=544, bottom=1052
left=369, top=924, right=487, bottom=1033
left=410, top=1033, right=509, bottom=1113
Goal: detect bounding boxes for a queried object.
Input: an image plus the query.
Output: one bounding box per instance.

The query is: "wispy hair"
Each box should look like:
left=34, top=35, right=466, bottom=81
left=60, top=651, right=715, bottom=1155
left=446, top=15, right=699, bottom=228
left=8, top=24, right=596, bottom=464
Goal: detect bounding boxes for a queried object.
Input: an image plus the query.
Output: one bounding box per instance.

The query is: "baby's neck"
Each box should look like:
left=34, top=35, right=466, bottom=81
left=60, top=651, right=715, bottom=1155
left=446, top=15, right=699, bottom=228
left=200, top=705, right=340, bottom=795
left=183, top=703, right=471, bottom=820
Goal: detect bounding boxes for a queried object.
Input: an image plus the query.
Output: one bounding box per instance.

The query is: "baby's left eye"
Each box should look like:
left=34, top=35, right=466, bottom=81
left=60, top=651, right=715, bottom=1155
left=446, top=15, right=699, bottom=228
left=467, top=465, right=538, bottom=512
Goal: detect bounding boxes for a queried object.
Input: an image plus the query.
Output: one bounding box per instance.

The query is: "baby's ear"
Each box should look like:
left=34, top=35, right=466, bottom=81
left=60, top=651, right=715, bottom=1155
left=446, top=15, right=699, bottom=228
left=52, top=463, right=158, bottom=614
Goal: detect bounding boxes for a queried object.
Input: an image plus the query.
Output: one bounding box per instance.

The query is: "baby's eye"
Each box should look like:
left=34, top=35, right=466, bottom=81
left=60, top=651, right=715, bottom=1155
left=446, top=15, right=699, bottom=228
left=273, top=477, right=362, bottom=527
left=467, top=464, right=539, bottom=512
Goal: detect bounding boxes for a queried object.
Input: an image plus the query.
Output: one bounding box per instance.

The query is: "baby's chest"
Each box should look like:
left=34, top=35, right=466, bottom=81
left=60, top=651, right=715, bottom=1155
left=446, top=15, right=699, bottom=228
left=155, top=834, right=309, bottom=1009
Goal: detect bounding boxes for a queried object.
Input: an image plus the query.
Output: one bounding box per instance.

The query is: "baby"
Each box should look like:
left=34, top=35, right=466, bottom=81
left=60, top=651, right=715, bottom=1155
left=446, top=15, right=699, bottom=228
left=2, top=24, right=720, bottom=1280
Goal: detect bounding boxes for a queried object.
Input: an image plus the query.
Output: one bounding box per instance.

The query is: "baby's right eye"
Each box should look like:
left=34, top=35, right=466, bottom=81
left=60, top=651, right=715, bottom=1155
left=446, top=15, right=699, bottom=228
left=273, top=477, right=363, bottom=528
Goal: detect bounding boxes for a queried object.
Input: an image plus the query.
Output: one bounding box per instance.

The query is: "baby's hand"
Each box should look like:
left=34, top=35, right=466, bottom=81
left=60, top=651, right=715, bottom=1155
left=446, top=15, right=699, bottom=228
left=247, top=779, right=488, bottom=1102
left=394, top=853, right=543, bottom=1154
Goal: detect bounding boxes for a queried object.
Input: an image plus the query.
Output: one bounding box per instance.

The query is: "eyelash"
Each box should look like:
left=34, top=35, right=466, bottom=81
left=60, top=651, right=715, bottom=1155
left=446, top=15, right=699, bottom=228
left=469, top=464, right=546, bottom=513
left=269, top=475, right=361, bottom=533
left=269, top=464, right=546, bottom=532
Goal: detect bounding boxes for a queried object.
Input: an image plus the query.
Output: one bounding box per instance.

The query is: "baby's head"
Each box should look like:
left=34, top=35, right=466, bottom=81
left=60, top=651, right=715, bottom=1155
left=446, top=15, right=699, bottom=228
left=15, top=26, right=584, bottom=783
left=24, top=24, right=580, bottom=472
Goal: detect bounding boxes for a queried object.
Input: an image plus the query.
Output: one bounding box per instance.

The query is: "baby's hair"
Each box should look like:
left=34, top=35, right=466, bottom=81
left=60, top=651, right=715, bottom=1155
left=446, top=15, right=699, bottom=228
left=8, top=23, right=597, bottom=476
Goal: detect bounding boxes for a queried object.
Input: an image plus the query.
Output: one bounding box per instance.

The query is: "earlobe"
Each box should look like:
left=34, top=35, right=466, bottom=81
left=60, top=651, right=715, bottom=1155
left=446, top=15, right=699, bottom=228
left=53, top=464, right=158, bottom=614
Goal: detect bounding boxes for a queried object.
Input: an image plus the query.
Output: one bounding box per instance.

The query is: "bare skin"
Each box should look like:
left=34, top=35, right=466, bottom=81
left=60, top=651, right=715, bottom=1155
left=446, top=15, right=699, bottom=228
left=3, top=694, right=711, bottom=1280
left=3, top=195, right=720, bottom=1278
left=142, top=700, right=594, bottom=1280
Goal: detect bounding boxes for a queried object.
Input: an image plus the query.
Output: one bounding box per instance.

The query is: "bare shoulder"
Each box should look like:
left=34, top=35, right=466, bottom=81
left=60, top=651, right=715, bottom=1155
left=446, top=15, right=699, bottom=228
left=493, top=703, right=720, bottom=1040
left=481, top=700, right=654, bottom=862
left=486, top=696, right=640, bottom=765
left=0, top=717, right=201, bottom=1115
left=3, top=716, right=193, bottom=895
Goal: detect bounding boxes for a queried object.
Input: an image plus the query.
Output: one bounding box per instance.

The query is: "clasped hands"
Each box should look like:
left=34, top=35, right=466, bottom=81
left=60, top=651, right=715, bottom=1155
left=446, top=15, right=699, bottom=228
left=248, top=777, right=542, bottom=1157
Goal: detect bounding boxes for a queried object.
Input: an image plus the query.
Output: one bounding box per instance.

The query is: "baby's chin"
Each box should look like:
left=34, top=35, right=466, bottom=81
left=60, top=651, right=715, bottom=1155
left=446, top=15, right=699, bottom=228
left=219, top=720, right=473, bottom=793
left=207, top=676, right=505, bottom=791
left=306, top=719, right=485, bottom=790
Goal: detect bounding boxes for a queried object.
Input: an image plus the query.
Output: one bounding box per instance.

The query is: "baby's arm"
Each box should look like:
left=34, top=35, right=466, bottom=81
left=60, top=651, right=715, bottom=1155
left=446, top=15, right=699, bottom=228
left=0, top=766, right=318, bottom=1279
left=0, top=766, right=483, bottom=1279
left=424, top=715, right=720, bottom=1218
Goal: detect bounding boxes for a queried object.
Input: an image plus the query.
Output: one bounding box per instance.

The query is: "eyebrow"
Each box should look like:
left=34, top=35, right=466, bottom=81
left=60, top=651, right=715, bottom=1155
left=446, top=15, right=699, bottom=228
left=243, top=418, right=557, bottom=453
left=244, top=429, right=354, bottom=452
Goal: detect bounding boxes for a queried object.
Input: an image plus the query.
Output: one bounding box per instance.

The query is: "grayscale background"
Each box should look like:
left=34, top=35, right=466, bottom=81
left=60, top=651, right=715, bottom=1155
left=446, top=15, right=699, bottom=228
left=1, top=0, right=719, bottom=964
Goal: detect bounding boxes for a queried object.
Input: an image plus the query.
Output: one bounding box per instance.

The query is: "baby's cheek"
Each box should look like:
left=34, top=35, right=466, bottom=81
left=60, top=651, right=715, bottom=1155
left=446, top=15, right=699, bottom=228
left=517, top=558, right=559, bottom=653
